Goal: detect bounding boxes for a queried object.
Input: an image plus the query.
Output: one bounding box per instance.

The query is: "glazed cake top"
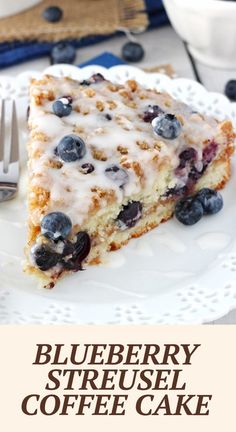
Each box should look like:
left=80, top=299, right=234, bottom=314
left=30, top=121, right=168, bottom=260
left=28, top=74, right=225, bottom=227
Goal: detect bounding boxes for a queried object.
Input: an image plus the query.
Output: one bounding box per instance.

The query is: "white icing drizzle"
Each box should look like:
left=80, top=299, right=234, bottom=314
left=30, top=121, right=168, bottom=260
left=29, top=75, right=222, bottom=228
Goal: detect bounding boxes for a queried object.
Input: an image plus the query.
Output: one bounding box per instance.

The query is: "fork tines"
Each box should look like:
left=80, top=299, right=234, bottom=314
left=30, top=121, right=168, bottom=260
left=0, top=99, right=19, bottom=201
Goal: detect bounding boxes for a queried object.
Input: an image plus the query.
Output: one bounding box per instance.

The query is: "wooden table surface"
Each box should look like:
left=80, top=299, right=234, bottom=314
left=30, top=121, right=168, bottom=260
left=2, top=25, right=235, bottom=324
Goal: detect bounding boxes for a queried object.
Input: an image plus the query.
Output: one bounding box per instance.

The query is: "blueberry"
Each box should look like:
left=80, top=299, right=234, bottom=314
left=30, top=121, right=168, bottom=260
left=225, top=80, right=236, bottom=101
left=50, top=41, right=76, bottom=65
left=90, top=73, right=105, bottom=83
left=80, top=74, right=105, bottom=86
left=152, top=114, right=182, bottom=140
left=42, top=6, right=63, bottom=23
left=195, top=188, right=223, bottom=215
left=41, top=212, right=72, bottom=240
left=178, top=147, right=197, bottom=169
left=105, top=113, right=112, bottom=120
left=175, top=147, right=205, bottom=192
left=80, top=79, right=91, bottom=86
left=53, top=97, right=72, bottom=117
left=80, top=163, right=94, bottom=174
left=63, top=95, right=73, bottom=104
left=62, top=240, right=74, bottom=257
left=175, top=196, right=203, bottom=226
left=187, top=166, right=202, bottom=183
left=202, top=141, right=218, bottom=167
left=175, top=148, right=199, bottom=189
left=122, top=41, right=144, bottom=63
left=62, top=232, right=91, bottom=271
left=73, top=232, right=91, bottom=262
left=164, top=185, right=187, bottom=198
left=117, top=201, right=142, bottom=230
left=56, top=134, right=86, bottom=162
left=32, top=244, right=60, bottom=271
left=143, top=105, right=164, bottom=123
left=105, top=165, right=129, bottom=188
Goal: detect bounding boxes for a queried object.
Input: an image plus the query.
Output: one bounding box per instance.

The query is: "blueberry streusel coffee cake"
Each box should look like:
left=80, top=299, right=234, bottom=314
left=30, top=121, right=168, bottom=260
left=26, top=74, right=235, bottom=287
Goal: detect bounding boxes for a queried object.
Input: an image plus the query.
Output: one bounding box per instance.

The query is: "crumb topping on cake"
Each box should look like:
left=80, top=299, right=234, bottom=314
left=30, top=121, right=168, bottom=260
left=29, top=75, right=227, bottom=228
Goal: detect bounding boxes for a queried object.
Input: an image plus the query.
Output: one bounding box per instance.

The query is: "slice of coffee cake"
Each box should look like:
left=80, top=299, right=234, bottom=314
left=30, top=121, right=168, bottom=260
left=26, top=74, right=235, bottom=287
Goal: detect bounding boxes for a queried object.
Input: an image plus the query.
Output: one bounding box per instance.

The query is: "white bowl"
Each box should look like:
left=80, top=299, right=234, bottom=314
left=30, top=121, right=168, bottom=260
left=0, top=0, right=41, bottom=18
left=163, top=0, right=236, bottom=69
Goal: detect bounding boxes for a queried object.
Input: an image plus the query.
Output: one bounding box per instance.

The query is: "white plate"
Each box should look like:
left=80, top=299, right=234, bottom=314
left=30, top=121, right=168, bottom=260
left=1, top=64, right=236, bottom=325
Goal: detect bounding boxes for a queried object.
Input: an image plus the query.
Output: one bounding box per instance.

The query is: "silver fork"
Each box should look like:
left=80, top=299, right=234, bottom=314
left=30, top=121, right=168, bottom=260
left=0, top=99, right=19, bottom=202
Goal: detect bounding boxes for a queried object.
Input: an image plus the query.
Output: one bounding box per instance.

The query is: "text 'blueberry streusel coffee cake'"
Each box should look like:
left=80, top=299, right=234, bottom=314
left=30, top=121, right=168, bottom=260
left=26, top=74, right=235, bottom=287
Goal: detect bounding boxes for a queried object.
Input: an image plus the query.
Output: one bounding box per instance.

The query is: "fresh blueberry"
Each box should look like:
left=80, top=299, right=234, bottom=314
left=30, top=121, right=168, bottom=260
left=52, top=97, right=72, bottom=117
left=117, top=201, right=142, bottom=230
left=143, top=105, right=164, bottom=123
left=50, top=41, right=76, bottom=65
left=105, top=165, right=129, bottom=188
left=225, top=80, right=236, bottom=101
left=41, top=212, right=72, bottom=240
left=32, top=244, right=60, bottom=271
left=195, top=188, right=223, bottom=215
left=152, top=114, right=182, bottom=140
left=62, top=232, right=91, bottom=271
left=80, top=163, right=95, bottom=174
left=56, top=134, right=86, bottom=162
left=175, top=196, right=204, bottom=226
left=122, top=41, right=145, bottom=63
left=42, top=6, right=63, bottom=23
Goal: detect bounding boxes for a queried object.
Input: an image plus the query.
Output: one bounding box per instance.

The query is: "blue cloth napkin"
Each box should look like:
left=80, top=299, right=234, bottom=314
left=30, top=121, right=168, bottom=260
left=79, top=52, right=126, bottom=68
left=0, top=0, right=169, bottom=69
